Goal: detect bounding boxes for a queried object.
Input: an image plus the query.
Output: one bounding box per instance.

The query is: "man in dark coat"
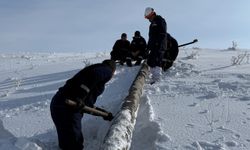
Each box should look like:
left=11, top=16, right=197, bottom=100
left=128, top=31, right=147, bottom=66
left=110, top=33, right=131, bottom=66
left=144, top=7, right=168, bottom=83
left=50, top=60, right=116, bottom=150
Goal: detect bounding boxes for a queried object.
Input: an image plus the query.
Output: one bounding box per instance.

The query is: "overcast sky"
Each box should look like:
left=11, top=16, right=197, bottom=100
left=0, top=0, right=249, bottom=52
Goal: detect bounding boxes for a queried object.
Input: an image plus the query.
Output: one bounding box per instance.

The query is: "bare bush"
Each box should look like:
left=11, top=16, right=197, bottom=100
left=184, top=50, right=200, bottom=60
left=82, top=58, right=92, bottom=66
left=231, top=51, right=250, bottom=65
left=192, top=47, right=200, bottom=50
left=95, top=52, right=108, bottom=58
left=228, top=41, right=238, bottom=50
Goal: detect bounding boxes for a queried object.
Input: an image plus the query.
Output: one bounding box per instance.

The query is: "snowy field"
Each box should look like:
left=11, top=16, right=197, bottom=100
left=0, top=49, right=250, bottom=150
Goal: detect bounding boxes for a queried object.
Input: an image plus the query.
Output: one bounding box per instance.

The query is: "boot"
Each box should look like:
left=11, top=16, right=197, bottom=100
left=135, top=56, right=143, bottom=66
left=119, top=61, right=124, bottom=65
left=126, top=60, right=132, bottom=67
left=135, top=60, right=141, bottom=66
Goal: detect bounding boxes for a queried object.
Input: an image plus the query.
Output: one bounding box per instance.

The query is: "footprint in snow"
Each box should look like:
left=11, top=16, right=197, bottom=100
left=0, top=90, right=11, bottom=98
left=191, top=141, right=225, bottom=150
left=232, top=134, right=241, bottom=139
left=217, top=126, right=240, bottom=138
left=199, top=110, right=208, bottom=114
left=225, top=141, right=238, bottom=147
left=188, top=102, right=198, bottom=107
left=186, top=124, right=195, bottom=128
left=239, top=97, right=250, bottom=102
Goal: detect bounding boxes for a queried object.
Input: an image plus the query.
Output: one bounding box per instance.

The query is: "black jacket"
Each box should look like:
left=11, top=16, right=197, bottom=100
left=111, top=39, right=131, bottom=61
left=112, top=39, right=130, bottom=53
left=130, top=36, right=147, bottom=57
left=55, top=63, right=113, bottom=107
left=147, top=15, right=168, bottom=67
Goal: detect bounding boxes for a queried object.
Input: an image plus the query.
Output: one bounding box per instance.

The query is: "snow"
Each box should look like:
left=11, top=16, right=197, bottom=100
left=0, top=49, right=250, bottom=150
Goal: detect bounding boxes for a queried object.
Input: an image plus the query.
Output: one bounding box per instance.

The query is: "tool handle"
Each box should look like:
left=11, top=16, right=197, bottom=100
left=65, top=99, right=109, bottom=117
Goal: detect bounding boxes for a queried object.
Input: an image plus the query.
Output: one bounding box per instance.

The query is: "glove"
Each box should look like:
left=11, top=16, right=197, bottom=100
left=74, top=98, right=85, bottom=111
left=103, top=112, right=114, bottom=121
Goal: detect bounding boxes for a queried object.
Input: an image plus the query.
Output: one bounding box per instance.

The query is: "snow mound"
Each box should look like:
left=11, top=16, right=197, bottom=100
left=131, top=95, right=171, bottom=150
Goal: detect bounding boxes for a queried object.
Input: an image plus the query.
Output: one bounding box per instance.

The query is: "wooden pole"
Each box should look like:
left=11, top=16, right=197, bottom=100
left=65, top=99, right=109, bottom=117
left=101, top=62, right=149, bottom=150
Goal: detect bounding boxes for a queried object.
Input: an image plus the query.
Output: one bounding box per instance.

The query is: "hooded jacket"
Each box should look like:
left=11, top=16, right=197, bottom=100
left=53, top=63, right=113, bottom=107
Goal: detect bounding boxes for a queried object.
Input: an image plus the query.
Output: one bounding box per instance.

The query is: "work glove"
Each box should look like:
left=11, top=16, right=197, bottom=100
left=102, top=112, right=114, bottom=121
left=74, top=98, right=85, bottom=111
left=94, top=106, right=114, bottom=121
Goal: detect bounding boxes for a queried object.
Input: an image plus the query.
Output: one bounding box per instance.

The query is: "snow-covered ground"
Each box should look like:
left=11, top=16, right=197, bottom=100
left=0, top=49, right=249, bottom=150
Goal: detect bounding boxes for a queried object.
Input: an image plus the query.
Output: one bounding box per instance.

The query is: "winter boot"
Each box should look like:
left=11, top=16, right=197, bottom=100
left=126, top=60, right=132, bottom=67
left=135, top=56, right=143, bottom=66
left=135, top=60, right=142, bottom=66
left=119, top=61, right=124, bottom=65
left=126, top=57, right=132, bottom=67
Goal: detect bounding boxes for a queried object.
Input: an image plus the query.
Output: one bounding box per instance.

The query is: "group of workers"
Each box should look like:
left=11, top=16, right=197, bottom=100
left=50, top=7, right=179, bottom=150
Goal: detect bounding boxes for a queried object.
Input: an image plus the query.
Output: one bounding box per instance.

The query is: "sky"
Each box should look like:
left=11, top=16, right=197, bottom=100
left=0, top=0, right=249, bottom=52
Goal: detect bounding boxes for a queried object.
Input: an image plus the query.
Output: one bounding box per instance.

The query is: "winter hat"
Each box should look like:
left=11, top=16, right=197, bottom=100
left=134, top=31, right=140, bottom=37
left=121, top=33, right=127, bottom=38
left=102, top=59, right=116, bottom=72
left=144, top=7, right=155, bottom=19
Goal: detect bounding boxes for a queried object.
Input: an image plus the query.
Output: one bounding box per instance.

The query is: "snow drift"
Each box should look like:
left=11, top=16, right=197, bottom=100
left=0, top=49, right=250, bottom=150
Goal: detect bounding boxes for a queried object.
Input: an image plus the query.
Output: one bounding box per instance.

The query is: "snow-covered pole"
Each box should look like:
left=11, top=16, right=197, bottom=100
left=101, top=62, right=149, bottom=150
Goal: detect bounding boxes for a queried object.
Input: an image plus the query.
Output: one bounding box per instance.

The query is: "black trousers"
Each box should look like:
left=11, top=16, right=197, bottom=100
left=50, top=93, right=84, bottom=150
left=110, top=50, right=129, bottom=62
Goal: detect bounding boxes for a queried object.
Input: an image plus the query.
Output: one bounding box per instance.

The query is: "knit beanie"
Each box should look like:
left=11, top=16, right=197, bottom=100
left=102, top=59, right=116, bottom=72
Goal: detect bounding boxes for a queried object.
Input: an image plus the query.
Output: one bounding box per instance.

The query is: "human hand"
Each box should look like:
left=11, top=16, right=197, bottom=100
left=103, top=112, right=114, bottom=121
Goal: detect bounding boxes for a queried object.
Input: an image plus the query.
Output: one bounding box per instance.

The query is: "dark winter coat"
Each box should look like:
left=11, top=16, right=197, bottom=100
left=52, top=63, right=113, bottom=108
left=50, top=63, right=113, bottom=150
left=111, top=39, right=130, bottom=61
left=147, top=15, right=168, bottom=67
left=130, top=36, right=147, bottom=58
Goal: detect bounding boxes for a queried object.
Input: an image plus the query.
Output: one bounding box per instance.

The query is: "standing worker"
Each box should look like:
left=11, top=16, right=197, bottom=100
left=50, top=59, right=116, bottom=150
left=144, top=7, right=168, bottom=84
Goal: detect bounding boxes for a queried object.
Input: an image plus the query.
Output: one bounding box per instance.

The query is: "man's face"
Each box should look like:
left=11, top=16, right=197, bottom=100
left=121, top=36, right=127, bottom=41
left=145, top=13, right=155, bottom=22
left=146, top=16, right=154, bottom=22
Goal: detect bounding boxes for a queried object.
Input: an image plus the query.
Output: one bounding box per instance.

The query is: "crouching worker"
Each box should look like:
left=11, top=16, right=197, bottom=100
left=110, top=33, right=131, bottom=66
left=129, top=31, right=147, bottom=66
left=50, top=59, right=116, bottom=150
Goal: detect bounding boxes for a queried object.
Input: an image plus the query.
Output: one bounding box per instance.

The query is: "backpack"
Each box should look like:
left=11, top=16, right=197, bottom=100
left=162, top=33, right=179, bottom=71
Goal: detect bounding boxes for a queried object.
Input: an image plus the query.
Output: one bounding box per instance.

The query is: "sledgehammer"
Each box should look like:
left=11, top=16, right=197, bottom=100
left=178, top=39, right=198, bottom=48
left=65, top=99, right=109, bottom=117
